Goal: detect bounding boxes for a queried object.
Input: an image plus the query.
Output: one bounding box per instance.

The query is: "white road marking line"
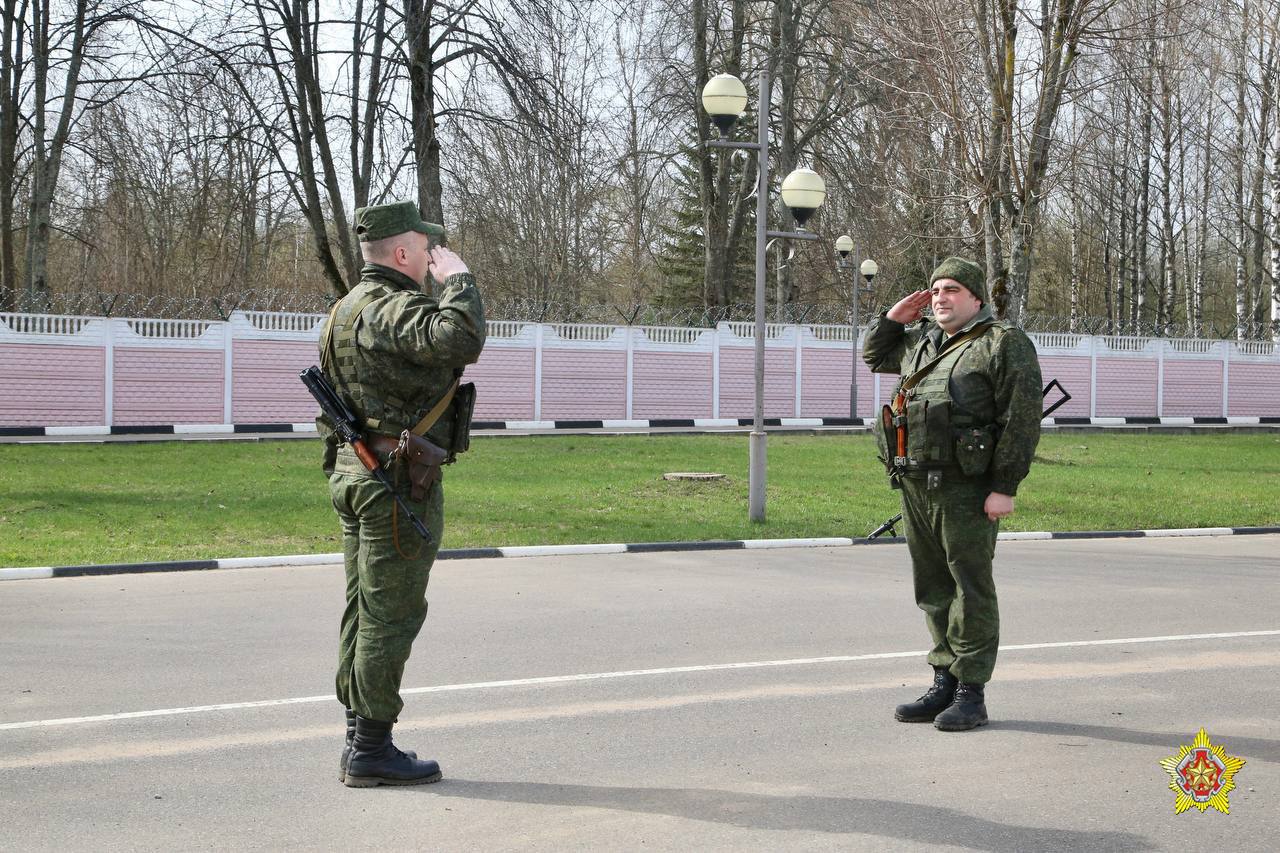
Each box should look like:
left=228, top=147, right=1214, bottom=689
left=2, top=629, right=1277, bottom=732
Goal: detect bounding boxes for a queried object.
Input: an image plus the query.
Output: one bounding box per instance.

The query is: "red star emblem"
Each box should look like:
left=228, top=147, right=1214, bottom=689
left=1177, top=749, right=1225, bottom=801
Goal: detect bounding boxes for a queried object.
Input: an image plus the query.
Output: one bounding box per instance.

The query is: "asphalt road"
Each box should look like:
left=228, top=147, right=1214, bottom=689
left=2, top=536, right=1277, bottom=852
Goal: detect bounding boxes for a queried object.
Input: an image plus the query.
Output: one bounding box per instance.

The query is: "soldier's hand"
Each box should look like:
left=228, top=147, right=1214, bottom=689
left=886, top=290, right=931, bottom=324
left=985, top=492, right=1014, bottom=521
left=427, top=246, right=469, bottom=281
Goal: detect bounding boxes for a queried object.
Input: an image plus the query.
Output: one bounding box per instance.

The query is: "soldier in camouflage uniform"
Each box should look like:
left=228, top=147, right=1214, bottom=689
left=318, top=201, right=485, bottom=785
left=863, top=257, right=1041, bottom=731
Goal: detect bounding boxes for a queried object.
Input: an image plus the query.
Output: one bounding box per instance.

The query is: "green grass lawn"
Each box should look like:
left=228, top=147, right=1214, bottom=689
left=0, top=432, right=1276, bottom=567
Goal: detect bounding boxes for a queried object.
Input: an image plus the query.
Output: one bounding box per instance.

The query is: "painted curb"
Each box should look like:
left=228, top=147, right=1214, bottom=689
left=3, top=526, right=1276, bottom=582
left=3, top=415, right=1280, bottom=441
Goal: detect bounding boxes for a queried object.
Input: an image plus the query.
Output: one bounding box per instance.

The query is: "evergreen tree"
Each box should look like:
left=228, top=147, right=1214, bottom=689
left=655, top=141, right=756, bottom=310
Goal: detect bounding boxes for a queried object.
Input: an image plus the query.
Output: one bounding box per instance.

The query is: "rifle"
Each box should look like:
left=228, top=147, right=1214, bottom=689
left=300, top=365, right=433, bottom=544
left=867, top=379, right=1071, bottom=540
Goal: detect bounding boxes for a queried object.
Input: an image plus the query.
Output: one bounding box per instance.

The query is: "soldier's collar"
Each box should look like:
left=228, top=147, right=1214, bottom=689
left=359, top=263, right=422, bottom=292
left=937, top=305, right=995, bottom=344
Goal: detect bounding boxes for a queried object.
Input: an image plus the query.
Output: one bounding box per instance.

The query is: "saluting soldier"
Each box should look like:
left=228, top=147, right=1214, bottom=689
left=317, top=201, right=485, bottom=785
left=863, top=257, right=1042, bottom=731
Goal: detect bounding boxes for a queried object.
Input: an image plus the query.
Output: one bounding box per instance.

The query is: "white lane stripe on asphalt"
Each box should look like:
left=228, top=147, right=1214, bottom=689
left=3, top=629, right=1277, bottom=732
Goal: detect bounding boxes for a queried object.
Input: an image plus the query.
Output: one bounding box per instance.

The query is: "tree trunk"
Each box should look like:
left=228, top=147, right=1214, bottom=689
left=26, top=0, right=92, bottom=309
left=1236, top=4, right=1250, bottom=340
left=0, top=0, right=23, bottom=311
left=405, top=0, right=445, bottom=227
left=1134, top=46, right=1154, bottom=332
left=772, top=0, right=797, bottom=321
left=693, top=0, right=749, bottom=308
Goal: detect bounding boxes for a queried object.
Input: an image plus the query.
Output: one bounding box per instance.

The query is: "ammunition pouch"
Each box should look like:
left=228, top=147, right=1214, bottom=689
left=905, top=399, right=954, bottom=466
left=397, top=430, right=449, bottom=501
left=954, top=424, right=997, bottom=477
left=448, top=382, right=476, bottom=458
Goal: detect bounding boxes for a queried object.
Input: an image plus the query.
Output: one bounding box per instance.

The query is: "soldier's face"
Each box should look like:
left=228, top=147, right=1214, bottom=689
left=930, top=279, right=982, bottom=333
left=399, top=231, right=432, bottom=287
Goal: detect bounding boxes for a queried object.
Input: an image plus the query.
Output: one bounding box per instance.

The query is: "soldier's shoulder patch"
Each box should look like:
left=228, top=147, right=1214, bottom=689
left=987, top=320, right=1031, bottom=339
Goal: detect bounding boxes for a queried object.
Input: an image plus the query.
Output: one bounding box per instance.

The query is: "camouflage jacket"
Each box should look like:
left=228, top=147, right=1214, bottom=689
left=862, top=305, right=1042, bottom=495
left=317, top=263, right=486, bottom=472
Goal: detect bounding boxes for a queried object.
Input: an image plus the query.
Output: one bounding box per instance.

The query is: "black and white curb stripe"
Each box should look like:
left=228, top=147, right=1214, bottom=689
left=3, top=416, right=1279, bottom=439
left=3, top=526, right=1276, bottom=582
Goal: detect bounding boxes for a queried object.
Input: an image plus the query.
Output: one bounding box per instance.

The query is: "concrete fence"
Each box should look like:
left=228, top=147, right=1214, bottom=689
left=2, top=310, right=1279, bottom=428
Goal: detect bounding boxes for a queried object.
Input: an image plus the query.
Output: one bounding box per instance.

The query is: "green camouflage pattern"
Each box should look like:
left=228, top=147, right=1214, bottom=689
left=862, top=306, right=1041, bottom=685
left=319, top=261, right=485, bottom=722
left=899, top=476, right=1000, bottom=683
left=330, top=454, right=443, bottom=722
left=353, top=200, right=445, bottom=242
left=318, top=263, right=486, bottom=468
left=929, top=256, right=988, bottom=304
left=863, top=305, right=1042, bottom=495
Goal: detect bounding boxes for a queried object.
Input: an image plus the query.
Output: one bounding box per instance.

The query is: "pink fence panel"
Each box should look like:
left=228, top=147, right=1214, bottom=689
left=719, top=347, right=796, bottom=418
left=1095, top=358, right=1158, bottom=417
left=1163, top=360, right=1224, bottom=417
left=540, top=350, right=626, bottom=420
left=468, top=346, right=536, bottom=420
left=1036, top=355, right=1091, bottom=417
left=633, top=351, right=714, bottom=419
left=232, top=340, right=319, bottom=424
left=0, top=343, right=105, bottom=426
left=113, top=347, right=224, bottom=425
left=800, top=348, right=873, bottom=418
left=1227, top=362, right=1280, bottom=416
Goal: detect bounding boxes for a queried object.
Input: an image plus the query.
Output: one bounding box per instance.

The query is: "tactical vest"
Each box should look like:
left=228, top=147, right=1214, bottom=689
left=320, top=283, right=452, bottom=441
left=891, top=329, right=997, bottom=477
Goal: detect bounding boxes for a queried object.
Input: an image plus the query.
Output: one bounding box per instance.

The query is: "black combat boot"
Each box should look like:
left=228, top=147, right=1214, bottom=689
left=339, top=708, right=356, bottom=782
left=894, top=666, right=958, bottom=722
left=340, top=708, right=415, bottom=783
left=934, top=682, right=988, bottom=731
left=343, top=716, right=441, bottom=788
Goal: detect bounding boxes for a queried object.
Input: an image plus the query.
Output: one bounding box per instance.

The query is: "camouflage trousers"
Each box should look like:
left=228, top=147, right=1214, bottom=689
left=899, top=474, right=1000, bottom=684
left=329, top=448, right=444, bottom=723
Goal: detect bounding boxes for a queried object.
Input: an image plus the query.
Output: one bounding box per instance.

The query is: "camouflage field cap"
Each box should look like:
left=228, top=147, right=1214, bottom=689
left=929, top=256, right=987, bottom=304
left=353, top=201, right=445, bottom=242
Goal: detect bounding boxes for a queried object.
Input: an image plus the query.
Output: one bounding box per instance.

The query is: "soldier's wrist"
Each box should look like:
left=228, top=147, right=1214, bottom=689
left=990, top=480, right=1018, bottom=497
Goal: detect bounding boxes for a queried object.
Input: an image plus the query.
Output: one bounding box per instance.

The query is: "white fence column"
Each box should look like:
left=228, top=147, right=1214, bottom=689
left=625, top=327, right=634, bottom=420
left=712, top=324, right=721, bottom=419
left=794, top=325, right=803, bottom=416
left=1156, top=339, right=1165, bottom=417
left=1089, top=334, right=1098, bottom=419
left=533, top=323, right=545, bottom=421
left=223, top=321, right=235, bottom=425
left=103, top=319, right=116, bottom=425
left=1222, top=343, right=1231, bottom=418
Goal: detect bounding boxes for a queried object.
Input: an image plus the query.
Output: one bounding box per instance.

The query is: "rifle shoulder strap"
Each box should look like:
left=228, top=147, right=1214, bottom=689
left=319, top=290, right=383, bottom=375
left=409, top=379, right=459, bottom=436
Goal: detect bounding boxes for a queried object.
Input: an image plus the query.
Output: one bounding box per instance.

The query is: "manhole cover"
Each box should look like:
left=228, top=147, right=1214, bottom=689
left=662, top=472, right=726, bottom=481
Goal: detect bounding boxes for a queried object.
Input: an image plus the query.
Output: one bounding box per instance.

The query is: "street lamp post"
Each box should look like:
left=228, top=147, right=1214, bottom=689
left=835, top=237, right=876, bottom=419
left=836, top=234, right=877, bottom=420
left=702, top=72, right=826, bottom=522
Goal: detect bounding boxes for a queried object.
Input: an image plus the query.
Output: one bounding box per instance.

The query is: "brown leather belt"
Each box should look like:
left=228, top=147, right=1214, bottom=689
left=365, top=433, right=402, bottom=466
